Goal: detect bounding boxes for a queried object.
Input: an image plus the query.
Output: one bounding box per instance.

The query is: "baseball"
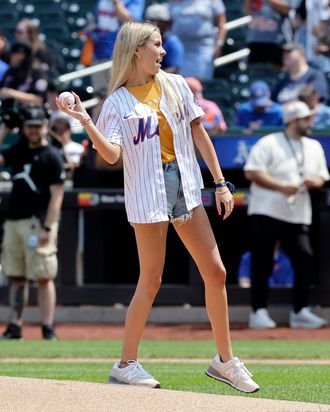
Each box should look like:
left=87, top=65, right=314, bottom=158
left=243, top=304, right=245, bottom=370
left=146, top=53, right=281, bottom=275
left=59, top=91, right=75, bottom=108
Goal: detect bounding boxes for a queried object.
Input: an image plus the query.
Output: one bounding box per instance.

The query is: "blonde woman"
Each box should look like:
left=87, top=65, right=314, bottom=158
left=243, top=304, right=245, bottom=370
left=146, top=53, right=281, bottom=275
left=56, top=21, right=259, bottom=393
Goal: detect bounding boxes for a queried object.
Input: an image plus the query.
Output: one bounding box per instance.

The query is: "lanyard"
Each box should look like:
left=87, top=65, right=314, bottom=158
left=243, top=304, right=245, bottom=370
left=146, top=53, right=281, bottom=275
left=284, top=133, right=305, bottom=178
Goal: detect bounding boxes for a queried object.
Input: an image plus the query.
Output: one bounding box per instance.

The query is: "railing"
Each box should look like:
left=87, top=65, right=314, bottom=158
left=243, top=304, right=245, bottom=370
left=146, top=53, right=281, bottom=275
left=58, top=15, right=252, bottom=86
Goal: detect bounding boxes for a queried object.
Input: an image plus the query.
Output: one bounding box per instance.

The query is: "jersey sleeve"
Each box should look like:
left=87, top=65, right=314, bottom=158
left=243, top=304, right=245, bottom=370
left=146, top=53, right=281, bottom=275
left=96, top=98, right=123, bottom=147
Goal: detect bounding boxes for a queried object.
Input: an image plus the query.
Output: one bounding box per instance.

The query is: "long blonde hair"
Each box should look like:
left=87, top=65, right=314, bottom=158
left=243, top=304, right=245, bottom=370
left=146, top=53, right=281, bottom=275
left=108, top=21, right=184, bottom=120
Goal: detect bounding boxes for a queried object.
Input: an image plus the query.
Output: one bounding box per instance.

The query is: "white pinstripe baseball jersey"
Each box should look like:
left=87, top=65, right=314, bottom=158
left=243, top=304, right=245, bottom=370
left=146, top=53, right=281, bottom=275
left=96, top=74, right=205, bottom=223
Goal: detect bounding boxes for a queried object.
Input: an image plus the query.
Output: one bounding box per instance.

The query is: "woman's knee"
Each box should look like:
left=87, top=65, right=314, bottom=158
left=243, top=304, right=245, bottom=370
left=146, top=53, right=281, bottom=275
left=139, top=273, right=162, bottom=296
left=203, top=264, right=227, bottom=287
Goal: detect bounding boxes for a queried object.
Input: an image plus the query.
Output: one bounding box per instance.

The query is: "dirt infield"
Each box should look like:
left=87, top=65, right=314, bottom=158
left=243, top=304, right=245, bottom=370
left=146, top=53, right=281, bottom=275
left=6, top=322, right=330, bottom=340
left=1, top=376, right=330, bottom=412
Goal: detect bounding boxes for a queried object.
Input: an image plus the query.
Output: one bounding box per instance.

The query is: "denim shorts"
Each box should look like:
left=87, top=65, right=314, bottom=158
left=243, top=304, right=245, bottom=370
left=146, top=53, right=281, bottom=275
left=163, top=160, right=191, bottom=223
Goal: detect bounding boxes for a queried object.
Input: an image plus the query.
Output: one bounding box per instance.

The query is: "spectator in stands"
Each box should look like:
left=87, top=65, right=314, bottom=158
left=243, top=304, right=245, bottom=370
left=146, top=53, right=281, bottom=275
left=313, top=32, right=330, bottom=73
left=0, top=106, right=65, bottom=340
left=169, top=0, right=227, bottom=80
left=82, top=0, right=145, bottom=91
left=235, top=80, right=284, bottom=129
left=144, top=3, right=184, bottom=74
left=272, top=42, right=329, bottom=105
left=0, top=28, right=9, bottom=82
left=238, top=241, right=294, bottom=288
left=14, top=19, right=54, bottom=71
left=56, top=21, right=259, bottom=393
left=244, top=0, right=292, bottom=69
left=0, top=41, right=50, bottom=141
left=0, top=25, right=10, bottom=65
left=291, top=0, right=330, bottom=63
left=48, top=111, right=86, bottom=178
left=298, top=84, right=330, bottom=129
left=185, top=76, right=227, bottom=135
left=244, top=100, right=329, bottom=329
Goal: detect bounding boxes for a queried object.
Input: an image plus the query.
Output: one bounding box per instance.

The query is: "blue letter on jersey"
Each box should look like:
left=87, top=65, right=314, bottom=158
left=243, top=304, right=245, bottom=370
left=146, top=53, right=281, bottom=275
left=133, top=116, right=159, bottom=145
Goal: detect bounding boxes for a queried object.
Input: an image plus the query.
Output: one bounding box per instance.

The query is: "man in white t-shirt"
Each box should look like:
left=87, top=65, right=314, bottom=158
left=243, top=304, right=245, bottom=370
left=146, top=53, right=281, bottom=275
left=244, top=101, right=329, bottom=329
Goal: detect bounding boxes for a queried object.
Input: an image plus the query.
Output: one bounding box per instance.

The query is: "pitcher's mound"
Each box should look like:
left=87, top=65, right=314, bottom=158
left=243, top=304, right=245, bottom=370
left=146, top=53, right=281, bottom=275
left=0, top=376, right=328, bottom=412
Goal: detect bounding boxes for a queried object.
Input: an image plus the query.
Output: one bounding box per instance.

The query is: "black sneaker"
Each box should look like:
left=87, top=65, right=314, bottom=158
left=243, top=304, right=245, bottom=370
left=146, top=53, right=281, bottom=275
left=42, top=324, right=59, bottom=341
left=0, top=323, right=22, bottom=340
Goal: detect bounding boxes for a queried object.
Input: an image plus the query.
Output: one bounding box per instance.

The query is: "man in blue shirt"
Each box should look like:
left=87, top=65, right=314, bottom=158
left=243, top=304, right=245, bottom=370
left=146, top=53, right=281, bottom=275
left=272, top=42, right=329, bottom=105
left=83, top=0, right=145, bottom=91
left=144, top=3, right=184, bottom=74
left=236, top=80, right=284, bottom=129
left=91, top=0, right=145, bottom=62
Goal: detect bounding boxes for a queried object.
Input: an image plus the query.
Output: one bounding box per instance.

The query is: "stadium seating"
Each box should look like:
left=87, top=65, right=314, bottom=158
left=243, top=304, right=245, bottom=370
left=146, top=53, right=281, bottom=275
left=0, top=0, right=275, bottom=126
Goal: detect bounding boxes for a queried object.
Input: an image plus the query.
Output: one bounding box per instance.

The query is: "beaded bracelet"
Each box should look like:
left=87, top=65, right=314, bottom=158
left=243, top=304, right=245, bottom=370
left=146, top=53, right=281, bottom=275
left=80, top=117, right=92, bottom=127
left=215, top=181, right=236, bottom=194
left=215, top=181, right=227, bottom=188
left=213, top=177, right=225, bottom=183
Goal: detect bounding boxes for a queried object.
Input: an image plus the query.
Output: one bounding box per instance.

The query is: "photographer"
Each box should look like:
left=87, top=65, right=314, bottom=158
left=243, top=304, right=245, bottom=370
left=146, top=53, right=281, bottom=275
left=0, top=41, right=49, bottom=141
left=0, top=106, right=65, bottom=340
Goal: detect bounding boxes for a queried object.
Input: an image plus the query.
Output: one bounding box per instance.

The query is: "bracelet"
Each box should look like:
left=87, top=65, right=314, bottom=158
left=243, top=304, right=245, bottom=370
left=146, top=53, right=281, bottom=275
left=215, top=181, right=236, bottom=194
left=80, top=117, right=92, bottom=127
left=213, top=177, right=225, bottom=183
left=215, top=181, right=227, bottom=188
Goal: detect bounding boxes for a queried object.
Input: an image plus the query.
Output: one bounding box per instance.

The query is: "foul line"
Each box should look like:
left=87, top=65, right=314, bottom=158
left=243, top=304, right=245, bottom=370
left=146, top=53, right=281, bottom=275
left=0, top=358, right=329, bottom=365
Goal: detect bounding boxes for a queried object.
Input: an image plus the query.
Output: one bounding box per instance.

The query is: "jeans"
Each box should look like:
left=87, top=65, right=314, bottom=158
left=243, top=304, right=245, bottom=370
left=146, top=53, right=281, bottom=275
left=163, top=160, right=190, bottom=222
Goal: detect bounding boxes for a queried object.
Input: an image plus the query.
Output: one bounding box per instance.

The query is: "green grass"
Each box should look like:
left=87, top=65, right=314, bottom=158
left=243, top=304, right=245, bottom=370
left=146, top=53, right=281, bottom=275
left=0, top=362, right=329, bottom=404
left=0, top=339, right=329, bottom=359
left=0, top=340, right=329, bottom=405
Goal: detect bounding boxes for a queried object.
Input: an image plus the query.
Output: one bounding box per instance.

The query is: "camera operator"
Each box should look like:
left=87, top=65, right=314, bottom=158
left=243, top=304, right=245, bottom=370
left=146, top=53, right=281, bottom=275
left=0, top=106, right=65, bottom=340
left=0, top=41, right=50, bottom=142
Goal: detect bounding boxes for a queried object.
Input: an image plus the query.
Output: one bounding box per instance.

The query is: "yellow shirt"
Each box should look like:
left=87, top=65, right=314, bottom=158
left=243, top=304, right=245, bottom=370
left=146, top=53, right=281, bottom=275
left=126, top=79, right=175, bottom=163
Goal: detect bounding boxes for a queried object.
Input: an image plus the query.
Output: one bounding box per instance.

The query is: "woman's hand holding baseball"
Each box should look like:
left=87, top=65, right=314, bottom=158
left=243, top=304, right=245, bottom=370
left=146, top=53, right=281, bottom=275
left=55, top=91, right=90, bottom=125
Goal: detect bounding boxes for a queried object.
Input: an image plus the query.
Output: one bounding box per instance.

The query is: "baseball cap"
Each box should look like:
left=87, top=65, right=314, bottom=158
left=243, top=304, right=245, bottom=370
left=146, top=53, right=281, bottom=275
left=23, top=106, right=47, bottom=126
left=282, top=42, right=305, bottom=53
left=145, top=3, right=170, bottom=22
left=284, top=101, right=316, bottom=123
left=185, top=77, right=203, bottom=95
left=249, top=81, right=270, bottom=107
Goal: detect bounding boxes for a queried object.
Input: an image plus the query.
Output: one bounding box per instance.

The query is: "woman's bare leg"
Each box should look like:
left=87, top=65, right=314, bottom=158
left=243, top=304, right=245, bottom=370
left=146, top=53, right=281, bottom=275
left=173, top=205, right=233, bottom=361
left=121, top=222, right=169, bottom=362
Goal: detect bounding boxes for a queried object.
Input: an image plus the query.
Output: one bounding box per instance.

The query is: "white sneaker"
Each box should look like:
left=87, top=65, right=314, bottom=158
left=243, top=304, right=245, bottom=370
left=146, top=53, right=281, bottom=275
left=249, top=308, right=277, bottom=329
left=108, top=360, right=160, bottom=388
left=290, top=307, right=327, bottom=329
left=206, top=354, right=260, bottom=393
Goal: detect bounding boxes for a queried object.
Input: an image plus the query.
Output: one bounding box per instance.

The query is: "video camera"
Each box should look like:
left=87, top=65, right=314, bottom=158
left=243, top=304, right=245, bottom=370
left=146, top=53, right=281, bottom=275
left=0, top=100, right=52, bottom=129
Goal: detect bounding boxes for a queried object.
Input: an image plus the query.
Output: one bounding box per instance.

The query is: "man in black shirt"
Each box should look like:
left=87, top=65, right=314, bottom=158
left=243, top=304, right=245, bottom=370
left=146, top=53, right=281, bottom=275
left=0, top=106, right=65, bottom=340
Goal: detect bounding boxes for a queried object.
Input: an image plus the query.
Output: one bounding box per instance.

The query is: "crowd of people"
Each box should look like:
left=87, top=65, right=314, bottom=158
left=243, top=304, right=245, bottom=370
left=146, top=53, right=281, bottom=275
left=0, top=1, right=328, bottom=345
